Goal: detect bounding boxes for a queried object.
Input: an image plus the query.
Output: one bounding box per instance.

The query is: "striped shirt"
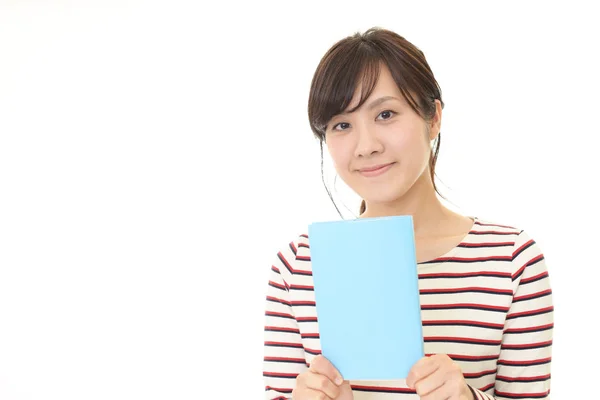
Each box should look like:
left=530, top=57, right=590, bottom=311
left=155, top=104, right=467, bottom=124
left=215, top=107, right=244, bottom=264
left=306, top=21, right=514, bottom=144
left=263, top=218, right=553, bottom=399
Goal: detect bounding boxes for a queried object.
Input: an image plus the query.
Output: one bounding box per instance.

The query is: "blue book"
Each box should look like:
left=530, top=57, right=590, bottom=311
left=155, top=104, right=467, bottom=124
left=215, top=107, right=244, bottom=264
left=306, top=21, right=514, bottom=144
left=307, top=215, right=424, bottom=381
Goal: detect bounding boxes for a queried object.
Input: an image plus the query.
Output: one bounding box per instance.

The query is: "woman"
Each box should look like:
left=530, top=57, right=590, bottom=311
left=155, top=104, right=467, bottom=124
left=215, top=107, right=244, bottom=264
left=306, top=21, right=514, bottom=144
left=263, top=27, right=553, bottom=400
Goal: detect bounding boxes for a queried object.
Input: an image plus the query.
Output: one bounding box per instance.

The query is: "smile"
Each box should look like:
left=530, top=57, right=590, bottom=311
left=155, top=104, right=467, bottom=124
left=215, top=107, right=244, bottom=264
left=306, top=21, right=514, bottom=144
left=358, top=162, right=395, bottom=177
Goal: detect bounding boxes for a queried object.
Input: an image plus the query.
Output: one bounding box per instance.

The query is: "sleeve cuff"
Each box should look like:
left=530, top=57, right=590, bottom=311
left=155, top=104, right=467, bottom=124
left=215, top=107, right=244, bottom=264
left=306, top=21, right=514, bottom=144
left=468, top=385, right=494, bottom=400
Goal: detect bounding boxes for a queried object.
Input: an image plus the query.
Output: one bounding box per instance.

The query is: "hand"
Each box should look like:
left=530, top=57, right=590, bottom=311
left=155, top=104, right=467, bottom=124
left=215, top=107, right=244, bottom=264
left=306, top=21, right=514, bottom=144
left=406, top=354, right=474, bottom=400
left=292, top=355, right=353, bottom=399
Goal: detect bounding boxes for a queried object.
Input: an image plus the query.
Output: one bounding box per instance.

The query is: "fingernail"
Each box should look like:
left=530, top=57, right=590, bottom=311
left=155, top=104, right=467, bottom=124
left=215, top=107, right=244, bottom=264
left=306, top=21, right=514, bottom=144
left=335, top=376, right=343, bottom=385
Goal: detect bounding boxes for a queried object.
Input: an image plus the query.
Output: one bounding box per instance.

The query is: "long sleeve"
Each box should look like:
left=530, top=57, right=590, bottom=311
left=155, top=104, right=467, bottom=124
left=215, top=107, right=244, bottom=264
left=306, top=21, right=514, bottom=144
left=470, top=230, right=553, bottom=400
left=263, top=240, right=308, bottom=399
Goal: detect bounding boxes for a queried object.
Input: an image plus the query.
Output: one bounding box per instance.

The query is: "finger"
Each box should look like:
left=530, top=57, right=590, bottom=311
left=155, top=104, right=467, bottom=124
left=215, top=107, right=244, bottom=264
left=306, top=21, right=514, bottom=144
left=419, top=378, right=456, bottom=400
left=309, top=355, right=344, bottom=386
left=302, top=371, right=341, bottom=399
left=406, top=356, right=439, bottom=388
left=292, top=386, right=333, bottom=400
left=413, top=366, right=447, bottom=397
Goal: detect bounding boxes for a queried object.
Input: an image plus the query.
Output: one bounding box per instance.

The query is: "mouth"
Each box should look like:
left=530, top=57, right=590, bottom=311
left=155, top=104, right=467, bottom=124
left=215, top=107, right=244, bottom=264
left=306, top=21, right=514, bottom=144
left=358, top=162, right=396, bottom=177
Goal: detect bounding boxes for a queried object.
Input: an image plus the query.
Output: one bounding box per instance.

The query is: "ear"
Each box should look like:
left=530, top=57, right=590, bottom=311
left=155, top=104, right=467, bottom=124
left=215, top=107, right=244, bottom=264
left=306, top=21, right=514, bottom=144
left=428, top=99, right=442, bottom=141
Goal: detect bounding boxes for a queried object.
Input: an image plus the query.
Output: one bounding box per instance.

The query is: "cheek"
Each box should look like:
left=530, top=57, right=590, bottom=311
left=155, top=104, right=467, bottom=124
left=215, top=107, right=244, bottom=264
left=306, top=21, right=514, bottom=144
left=389, top=130, right=426, bottom=156
left=397, top=121, right=430, bottom=149
left=387, top=130, right=431, bottom=174
left=390, top=134, right=412, bottom=149
left=326, top=140, right=351, bottom=170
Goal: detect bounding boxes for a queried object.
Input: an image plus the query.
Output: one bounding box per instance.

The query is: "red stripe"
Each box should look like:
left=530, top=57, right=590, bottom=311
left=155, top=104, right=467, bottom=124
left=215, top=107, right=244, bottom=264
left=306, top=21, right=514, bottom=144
left=421, top=303, right=509, bottom=312
left=269, top=280, right=286, bottom=290
left=494, top=389, right=550, bottom=398
left=296, top=317, right=318, bottom=322
left=425, top=336, right=502, bottom=345
left=264, top=356, right=306, bottom=363
left=290, top=241, right=297, bottom=253
left=461, top=241, right=513, bottom=247
left=277, top=251, right=312, bottom=275
left=496, top=373, right=551, bottom=382
left=419, top=271, right=512, bottom=278
left=266, top=296, right=291, bottom=306
left=278, top=252, right=293, bottom=271
left=525, top=254, right=544, bottom=266
left=285, top=254, right=515, bottom=263
left=304, top=347, right=321, bottom=354
left=475, top=230, right=518, bottom=235
left=463, top=368, right=496, bottom=378
left=441, top=353, right=499, bottom=361
left=521, top=271, right=549, bottom=284
left=513, top=288, right=552, bottom=302
left=434, top=255, right=512, bottom=262
left=265, top=386, right=293, bottom=394
left=498, top=357, right=551, bottom=366
left=264, top=371, right=299, bottom=378
left=513, top=264, right=527, bottom=280
left=266, top=311, right=293, bottom=319
left=504, top=323, right=553, bottom=333
left=513, top=239, right=534, bottom=257
left=513, top=255, right=544, bottom=280
left=265, top=326, right=300, bottom=334
left=423, top=320, right=504, bottom=329
left=507, top=306, right=553, bottom=319
left=350, top=385, right=415, bottom=393
left=475, top=221, right=516, bottom=229
left=502, top=340, right=552, bottom=349
left=291, top=301, right=316, bottom=306
left=420, top=287, right=513, bottom=295
left=289, top=284, right=314, bottom=290
left=264, top=341, right=303, bottom=348
left=271, top=265, right=281, bottom=274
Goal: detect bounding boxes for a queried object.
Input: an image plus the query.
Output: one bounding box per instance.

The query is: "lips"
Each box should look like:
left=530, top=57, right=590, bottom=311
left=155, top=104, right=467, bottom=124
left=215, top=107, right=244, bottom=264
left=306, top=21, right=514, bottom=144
left=359, top=163, right=394, bottom=172
left=358, top=162, right=395, bottom=177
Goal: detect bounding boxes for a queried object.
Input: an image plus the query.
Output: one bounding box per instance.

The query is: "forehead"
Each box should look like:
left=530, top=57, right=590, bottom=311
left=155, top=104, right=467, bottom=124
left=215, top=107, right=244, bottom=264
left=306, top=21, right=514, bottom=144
left=345, top=64, right=404, bottom=111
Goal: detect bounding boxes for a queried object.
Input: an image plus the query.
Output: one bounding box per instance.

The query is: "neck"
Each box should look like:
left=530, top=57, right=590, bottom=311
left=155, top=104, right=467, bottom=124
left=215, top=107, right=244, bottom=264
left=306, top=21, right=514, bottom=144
left=359, top=171, right=452, bottom=237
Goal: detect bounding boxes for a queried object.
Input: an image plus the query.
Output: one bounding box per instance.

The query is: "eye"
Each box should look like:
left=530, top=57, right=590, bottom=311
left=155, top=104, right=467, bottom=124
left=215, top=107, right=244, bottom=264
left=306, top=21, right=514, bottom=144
left=377, top=110, right=396, bottom=120
left=332, top=122, right=351, bottom=131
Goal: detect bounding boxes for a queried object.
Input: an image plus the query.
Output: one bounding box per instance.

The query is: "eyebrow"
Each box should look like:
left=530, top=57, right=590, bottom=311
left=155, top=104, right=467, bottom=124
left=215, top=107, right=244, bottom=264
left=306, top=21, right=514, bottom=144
left=338, top=96, right=400, bottom=115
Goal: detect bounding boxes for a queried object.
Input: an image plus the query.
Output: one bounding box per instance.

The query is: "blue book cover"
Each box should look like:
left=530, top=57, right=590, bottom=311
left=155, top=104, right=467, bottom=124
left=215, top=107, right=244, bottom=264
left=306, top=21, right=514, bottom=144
left=307, top=215, right=424, bottom=381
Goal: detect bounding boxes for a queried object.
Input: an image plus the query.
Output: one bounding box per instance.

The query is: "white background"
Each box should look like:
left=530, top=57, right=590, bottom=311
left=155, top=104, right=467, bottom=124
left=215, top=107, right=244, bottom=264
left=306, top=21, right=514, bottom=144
left=0, top=1, right=597, bottom=399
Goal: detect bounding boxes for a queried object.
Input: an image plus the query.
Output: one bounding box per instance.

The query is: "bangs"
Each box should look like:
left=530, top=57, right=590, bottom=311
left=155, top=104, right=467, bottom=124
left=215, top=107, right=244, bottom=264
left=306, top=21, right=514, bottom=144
left=309, top=42, right=383, bottom=135
left=308, top=28, right=442, bottom=140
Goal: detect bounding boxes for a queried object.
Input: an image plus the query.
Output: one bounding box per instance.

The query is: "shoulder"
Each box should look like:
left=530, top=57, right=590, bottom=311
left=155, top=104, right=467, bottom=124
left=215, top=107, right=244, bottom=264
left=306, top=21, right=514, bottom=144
left=473, top=217, right=546, bottom=276
left=472, top=216, right=542, bottom=251
left=271, top=233, right=312, bottom=283
left=471, top=217, right=522, bottom=236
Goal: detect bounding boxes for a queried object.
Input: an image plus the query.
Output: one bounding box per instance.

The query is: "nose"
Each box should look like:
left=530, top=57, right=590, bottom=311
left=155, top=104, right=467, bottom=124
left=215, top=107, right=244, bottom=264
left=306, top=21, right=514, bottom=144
left=353, top=121, right=383, bottom=158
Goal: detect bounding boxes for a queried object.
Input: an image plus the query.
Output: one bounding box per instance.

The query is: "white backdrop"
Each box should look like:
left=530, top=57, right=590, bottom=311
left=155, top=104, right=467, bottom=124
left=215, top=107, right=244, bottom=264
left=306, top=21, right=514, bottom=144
left=0, top=1, right=597, bottom=399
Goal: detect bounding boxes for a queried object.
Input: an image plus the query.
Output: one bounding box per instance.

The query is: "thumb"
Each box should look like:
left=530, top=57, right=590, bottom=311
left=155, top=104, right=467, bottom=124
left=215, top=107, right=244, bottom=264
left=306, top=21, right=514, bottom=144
left=337, top=380, right=354, bottom=399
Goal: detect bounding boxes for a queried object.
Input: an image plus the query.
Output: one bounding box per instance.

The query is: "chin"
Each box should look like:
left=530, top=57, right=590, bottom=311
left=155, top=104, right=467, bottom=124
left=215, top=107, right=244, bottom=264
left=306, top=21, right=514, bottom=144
left=359, top=185, right=410, bottom=207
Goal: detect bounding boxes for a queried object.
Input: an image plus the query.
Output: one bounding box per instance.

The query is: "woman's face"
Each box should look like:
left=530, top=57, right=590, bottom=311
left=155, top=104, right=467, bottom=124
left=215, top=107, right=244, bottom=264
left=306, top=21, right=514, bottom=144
left=325, top=64, right=442, bottom=208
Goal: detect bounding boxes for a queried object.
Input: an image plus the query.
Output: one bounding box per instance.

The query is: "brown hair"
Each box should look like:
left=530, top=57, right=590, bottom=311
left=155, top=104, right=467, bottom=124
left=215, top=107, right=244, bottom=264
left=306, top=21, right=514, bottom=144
left=307, top=27, right=445, bottom=216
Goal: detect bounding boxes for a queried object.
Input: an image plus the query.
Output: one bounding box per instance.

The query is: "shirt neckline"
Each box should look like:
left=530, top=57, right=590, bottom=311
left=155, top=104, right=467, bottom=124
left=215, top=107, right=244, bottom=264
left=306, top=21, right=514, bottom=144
left=417, top=215, right=478, bottom=265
